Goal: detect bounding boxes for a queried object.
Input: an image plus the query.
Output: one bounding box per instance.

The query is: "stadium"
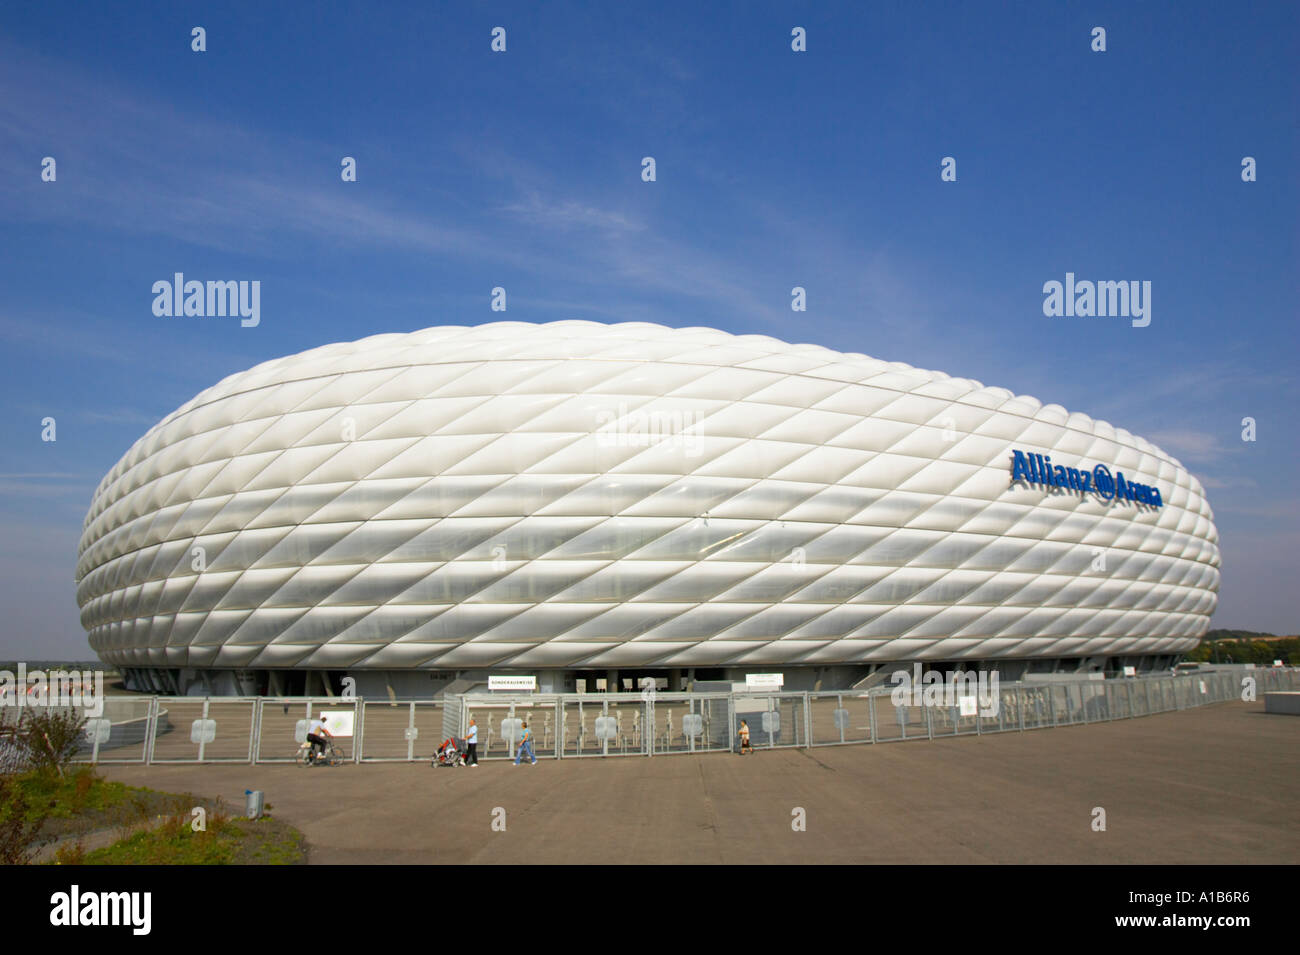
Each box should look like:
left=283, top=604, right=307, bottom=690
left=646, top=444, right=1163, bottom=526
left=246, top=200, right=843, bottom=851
left=74, top=321, right=1220, bottom=697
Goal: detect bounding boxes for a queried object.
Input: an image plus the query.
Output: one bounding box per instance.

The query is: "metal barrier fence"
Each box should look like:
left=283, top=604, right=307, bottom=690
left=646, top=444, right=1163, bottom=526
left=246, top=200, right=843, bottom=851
left=60, top=667, right=1299, bottom=766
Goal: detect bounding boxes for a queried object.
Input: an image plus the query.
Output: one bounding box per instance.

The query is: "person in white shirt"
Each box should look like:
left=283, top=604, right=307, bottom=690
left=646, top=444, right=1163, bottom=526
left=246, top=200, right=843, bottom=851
left=307, top=715, right=332, bottom=763
left=464, top=717, right=479, bottom=766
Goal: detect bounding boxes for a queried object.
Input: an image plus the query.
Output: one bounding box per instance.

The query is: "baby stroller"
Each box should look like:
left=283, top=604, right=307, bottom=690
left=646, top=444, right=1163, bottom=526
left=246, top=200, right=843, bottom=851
left=434, top=736, right=467, bottom=767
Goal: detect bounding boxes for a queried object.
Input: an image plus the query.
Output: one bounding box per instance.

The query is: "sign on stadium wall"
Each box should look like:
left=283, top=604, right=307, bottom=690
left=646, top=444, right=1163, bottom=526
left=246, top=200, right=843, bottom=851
left=1010, top=448, right=1162, bottom=508
left=489, top=675, right=538, bottom=691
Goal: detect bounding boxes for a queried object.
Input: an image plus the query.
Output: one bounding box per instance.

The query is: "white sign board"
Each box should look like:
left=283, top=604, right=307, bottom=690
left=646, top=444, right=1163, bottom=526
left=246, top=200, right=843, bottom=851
left=190, top=719, right=217, bottom=744
left=499, top=717, right=523, bottom=742
left=1123, top=666, right=1137, bottom=677
left=593, top=716, right=617, bottom=741
left=319, top=709, right=355, bottom=738
left=958, top=696, right=978, bottom=718
left=489, top=675, right=537, bottom=692
left=745, top=673, right=784, bottom=689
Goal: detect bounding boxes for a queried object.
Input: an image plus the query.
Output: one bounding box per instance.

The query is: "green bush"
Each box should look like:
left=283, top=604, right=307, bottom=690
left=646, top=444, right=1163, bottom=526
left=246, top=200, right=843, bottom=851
left=0, top=775, right=45, bottom=865
left=15, top=708, right=87, bottom=774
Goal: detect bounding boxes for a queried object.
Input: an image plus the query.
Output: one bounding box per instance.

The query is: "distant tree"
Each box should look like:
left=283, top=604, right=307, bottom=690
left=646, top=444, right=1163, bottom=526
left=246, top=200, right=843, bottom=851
left=1188, top=636, right=1295, bottom=665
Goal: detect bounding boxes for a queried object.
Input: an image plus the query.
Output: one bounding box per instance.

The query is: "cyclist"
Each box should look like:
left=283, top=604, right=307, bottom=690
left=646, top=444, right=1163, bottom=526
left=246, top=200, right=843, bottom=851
left=307, top=714, right=332, bottom=764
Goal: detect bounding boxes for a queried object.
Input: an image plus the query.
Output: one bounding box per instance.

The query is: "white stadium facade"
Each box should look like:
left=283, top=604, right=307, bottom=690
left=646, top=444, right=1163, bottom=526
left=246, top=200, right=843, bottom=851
left=75, top=322, right=1220, bottom=697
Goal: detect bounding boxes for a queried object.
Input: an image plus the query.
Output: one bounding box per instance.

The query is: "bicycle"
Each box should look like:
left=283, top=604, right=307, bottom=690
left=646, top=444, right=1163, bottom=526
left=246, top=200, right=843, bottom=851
left=295, top=737, right=345, bottom=767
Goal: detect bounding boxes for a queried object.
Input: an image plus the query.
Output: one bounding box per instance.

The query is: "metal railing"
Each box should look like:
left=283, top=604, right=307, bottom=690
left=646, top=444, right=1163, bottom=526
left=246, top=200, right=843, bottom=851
left=58, top=667, right=1299, bottom=766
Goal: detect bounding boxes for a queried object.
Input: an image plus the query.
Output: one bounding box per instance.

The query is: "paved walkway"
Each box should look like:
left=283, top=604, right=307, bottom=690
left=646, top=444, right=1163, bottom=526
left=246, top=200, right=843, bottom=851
left=98, top=701, right=1299, bottom=864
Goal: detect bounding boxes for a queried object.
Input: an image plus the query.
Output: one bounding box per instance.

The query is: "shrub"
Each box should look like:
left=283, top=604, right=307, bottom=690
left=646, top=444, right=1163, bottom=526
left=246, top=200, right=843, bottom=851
left=53, top=840, right=87, bottom=865
left=15, top=708, right=87, bottom=775
left=72, top=768, right=94, bottom=807
left=0, top=775, right=44, bottom=865
left=0, top=724, right=30, bottom=777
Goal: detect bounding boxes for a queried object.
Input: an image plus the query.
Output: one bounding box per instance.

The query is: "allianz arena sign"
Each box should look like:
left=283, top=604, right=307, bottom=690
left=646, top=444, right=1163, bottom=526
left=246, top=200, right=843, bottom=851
left=1009, top=449, right=1163, bottom=508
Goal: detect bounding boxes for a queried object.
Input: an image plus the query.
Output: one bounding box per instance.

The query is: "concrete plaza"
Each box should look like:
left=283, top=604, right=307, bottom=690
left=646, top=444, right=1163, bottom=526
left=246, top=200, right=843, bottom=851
left=98, top=700, right=1298, bottom=864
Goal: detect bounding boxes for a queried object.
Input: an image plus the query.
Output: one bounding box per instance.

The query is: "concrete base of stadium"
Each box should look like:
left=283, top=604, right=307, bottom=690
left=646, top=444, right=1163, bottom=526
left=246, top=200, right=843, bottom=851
left=95, top=700, right=1299, bottom=864
left=113, top=654, right=1185, bottom=698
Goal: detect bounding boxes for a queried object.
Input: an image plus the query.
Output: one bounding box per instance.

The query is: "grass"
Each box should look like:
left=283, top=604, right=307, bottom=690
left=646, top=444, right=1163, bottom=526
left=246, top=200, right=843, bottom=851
left=8, top=766, right=198, bottom=842
left=2, top=766, right=308, bottom=865
left=10, top=766, right=133, bottom=821
left=57, top=811, right=306, bottom=865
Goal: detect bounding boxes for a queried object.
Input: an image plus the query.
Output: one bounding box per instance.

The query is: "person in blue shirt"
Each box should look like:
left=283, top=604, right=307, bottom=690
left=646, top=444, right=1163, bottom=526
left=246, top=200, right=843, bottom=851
left=514, top=721, right=537, bottom=765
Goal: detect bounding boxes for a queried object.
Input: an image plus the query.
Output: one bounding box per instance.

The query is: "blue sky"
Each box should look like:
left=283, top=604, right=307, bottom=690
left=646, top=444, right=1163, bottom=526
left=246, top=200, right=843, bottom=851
left=1, top=1, right=1295, bottom=657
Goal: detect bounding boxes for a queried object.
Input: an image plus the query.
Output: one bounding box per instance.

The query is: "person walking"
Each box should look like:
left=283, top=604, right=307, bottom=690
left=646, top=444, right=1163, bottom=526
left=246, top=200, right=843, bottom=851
left=738, top=719, right=753, bottom=754
left=514, top=721, right=537, bottom=765
left=464, top=717, right=479, bottom=767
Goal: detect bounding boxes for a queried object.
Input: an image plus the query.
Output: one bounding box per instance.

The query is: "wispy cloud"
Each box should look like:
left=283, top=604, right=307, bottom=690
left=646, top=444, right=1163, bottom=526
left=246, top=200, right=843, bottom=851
left=500, top=194, right=645, bottom=235
left=1144, top=429, right=1230, bottom=464
left=0, top=36, right=934, bottom=336
left=0, top=479, right=94, bottom=498
left=79, top=409, right=160, bottom=426
left=0, top=312, right=137, bottom=364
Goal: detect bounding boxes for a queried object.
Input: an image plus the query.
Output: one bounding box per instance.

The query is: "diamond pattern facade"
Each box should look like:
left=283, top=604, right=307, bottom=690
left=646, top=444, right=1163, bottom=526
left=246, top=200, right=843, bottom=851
left=76, top=321, right=1220, bottom=672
